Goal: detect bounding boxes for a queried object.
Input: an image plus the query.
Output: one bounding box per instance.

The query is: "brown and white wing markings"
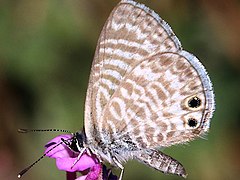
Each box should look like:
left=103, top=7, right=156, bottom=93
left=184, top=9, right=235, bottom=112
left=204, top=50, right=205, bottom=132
left=84, top=0, right=182, bottom=142
left=100, top=51, right=214, bottom=148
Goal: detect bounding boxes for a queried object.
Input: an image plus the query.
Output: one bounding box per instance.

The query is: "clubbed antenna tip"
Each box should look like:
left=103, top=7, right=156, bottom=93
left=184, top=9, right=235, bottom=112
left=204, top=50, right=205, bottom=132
left=17, top=167, right=30, bottom=178
left=18, top=129, right=29, bottom=133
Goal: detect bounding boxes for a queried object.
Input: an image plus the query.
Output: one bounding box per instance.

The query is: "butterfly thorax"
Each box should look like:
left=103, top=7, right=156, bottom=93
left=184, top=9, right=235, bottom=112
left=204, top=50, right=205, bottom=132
left=85, top=131, right=142, bottom=167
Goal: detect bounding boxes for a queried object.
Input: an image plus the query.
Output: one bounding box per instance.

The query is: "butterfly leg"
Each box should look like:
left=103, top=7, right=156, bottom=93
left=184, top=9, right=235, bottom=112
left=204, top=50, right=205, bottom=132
left=113, top=157, right=124, bottom=180
left=71, top=147, right=87, bottom=168
left=60, top=138, right=87, bottom=168
left=135, top=149, right=187, bottom=178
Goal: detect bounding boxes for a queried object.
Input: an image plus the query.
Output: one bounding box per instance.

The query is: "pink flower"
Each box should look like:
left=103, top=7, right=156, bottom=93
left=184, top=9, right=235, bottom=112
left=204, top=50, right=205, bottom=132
left=44, top=134, right=117, bottom=180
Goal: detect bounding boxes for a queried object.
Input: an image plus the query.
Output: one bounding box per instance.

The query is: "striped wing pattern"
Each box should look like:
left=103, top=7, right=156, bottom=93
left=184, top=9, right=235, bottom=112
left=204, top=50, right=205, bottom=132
left=84, top=0, right=181, bottom=143
left=101, top=52, right=208, bottom=148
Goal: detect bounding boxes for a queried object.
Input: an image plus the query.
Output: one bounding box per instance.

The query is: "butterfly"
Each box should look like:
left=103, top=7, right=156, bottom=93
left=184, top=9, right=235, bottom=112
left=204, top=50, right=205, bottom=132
left=79, top=0, right=215, bottom=178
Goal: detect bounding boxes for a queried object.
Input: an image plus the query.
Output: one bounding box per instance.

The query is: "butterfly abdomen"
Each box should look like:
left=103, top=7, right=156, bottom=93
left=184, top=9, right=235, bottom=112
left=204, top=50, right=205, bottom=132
left=135, top=149, right=187, bottom=178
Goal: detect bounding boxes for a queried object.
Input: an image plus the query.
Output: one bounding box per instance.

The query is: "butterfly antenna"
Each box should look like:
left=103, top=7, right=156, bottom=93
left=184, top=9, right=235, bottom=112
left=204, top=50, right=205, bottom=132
left=17, top=140, right=64, bottom=178
left=18, top=128, right=72, bottom=134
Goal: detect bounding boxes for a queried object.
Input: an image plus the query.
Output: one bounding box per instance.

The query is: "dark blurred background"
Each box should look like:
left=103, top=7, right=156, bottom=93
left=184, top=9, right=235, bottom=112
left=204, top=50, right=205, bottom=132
left=0, top=0, right=239, bottom=180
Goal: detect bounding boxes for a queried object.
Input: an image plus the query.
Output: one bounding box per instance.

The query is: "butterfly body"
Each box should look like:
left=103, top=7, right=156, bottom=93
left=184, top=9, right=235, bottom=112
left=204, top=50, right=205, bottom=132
left=73, top=130, right=187, bottom=177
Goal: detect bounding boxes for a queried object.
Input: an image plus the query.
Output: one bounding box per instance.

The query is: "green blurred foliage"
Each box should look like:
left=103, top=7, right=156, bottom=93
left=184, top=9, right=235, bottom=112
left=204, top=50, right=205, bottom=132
left=0, top=0, right=239, bottom=180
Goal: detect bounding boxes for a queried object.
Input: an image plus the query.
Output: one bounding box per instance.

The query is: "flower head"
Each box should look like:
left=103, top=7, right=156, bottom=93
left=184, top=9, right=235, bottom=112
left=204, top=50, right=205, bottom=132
left=44, top=134, right=117, bottom=180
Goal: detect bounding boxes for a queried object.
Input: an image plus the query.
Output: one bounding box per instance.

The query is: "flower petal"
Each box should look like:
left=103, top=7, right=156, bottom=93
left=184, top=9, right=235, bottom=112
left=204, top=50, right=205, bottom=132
left=45, top=134, right=74, bottom=158
left=55, top=154, right=97, bottom=172
left=44, top=134, right=118, bottom=180
left=75, top=175, right=87, bottom=180
left=45, top=135, right=98, bottom=172
left=85, top=164, right=101, bottom=180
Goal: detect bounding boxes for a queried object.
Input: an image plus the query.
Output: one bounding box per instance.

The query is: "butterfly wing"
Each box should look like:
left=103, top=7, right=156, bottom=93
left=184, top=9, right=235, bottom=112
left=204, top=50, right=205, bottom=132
left=84, top=0, right=182, bottom=142
left=100, top=51, right=215, bottom=149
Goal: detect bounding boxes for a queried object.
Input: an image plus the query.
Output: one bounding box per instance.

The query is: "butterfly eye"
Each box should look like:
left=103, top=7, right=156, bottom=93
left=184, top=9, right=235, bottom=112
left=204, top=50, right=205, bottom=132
left=188, top=118, right=198, bottom=127
left=188, top=96, right=201, bottom=108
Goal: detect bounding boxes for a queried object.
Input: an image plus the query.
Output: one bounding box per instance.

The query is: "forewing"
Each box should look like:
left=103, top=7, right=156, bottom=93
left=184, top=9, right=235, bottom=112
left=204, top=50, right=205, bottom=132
left=100, top=51, right=215, bottom=148
left=84, top=0, right=182, bottom=141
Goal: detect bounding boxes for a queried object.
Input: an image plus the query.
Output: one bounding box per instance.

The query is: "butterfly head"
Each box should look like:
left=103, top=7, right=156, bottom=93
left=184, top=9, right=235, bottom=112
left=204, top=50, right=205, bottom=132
left=68, top=131, right=87, bottom=153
